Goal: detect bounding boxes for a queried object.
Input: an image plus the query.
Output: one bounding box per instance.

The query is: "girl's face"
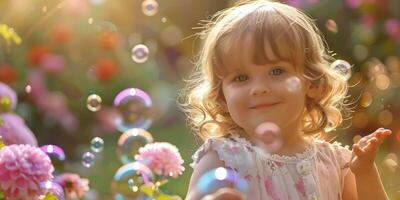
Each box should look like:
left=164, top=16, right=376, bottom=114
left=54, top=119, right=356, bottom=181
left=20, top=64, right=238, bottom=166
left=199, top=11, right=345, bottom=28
left=221, top=61, right=308, bottom=139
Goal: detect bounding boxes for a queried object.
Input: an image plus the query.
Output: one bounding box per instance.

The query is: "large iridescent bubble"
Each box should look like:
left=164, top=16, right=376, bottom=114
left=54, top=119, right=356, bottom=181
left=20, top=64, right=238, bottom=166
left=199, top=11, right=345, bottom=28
left=331, top=59, right=352, bottom=80
left=113, top=88, right=153, bottom=132
left=40, top=181, right=65, bottom=200
left=197, top=167, right=249, bottom=196
left=116, top=128, right=153, bottom=164
left=40, top=145, right=66, bottom=161
left=111, top=162, right=154, bottom=200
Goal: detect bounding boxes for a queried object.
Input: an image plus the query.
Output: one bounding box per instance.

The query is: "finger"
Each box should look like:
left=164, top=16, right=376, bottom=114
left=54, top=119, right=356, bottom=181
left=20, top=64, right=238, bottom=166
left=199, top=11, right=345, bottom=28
left=364, top=138, right=379, bottom=153
left=374, top=129, right=392, bottom=143
left=358, top=138, right=368, bottom=148
left=373, top=128, right=391, bottom=137
left=369, top=128, right=385, bottom=138
left=353, top=143, right=365, bottom=157
left=377, top=129, right=392, bottom=138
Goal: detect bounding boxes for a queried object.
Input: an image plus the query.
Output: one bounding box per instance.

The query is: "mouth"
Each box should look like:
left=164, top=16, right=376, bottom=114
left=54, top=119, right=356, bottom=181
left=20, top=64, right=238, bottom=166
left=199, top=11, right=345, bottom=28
left=250, top=102, right=280, bottom=109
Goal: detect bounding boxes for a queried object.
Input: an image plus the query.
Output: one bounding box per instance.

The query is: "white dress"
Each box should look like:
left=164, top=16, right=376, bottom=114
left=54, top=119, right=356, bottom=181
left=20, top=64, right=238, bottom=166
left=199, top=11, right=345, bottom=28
left=191, top=134, right=352, bottom=200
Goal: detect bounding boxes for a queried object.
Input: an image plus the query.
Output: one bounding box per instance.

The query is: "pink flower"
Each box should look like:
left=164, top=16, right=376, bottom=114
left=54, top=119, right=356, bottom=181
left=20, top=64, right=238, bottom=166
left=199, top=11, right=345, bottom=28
left=0, top=113, right=38, bottom=146
left=27, top=72, right=78, bottom=132
left=40, top=54, right=65, bottom=74
left=0, top=144, right=54, bottom=199
left=385, top=19, right=400, bottom=43
left=135, top=142, right=185, bottom=178
left=0, top=82, right=17, bottom=111
left=54, top=173, right=89, bottom=199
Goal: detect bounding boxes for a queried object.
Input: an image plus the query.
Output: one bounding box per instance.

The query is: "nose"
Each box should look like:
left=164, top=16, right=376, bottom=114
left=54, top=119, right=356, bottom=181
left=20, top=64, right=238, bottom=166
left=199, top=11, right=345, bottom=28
left=250, top=84, right=270, bottom=96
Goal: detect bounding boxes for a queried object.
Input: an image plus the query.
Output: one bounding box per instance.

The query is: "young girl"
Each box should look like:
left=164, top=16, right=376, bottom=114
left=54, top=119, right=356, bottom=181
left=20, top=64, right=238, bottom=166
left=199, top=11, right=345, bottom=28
left=179, top=0, right=392, bottom=199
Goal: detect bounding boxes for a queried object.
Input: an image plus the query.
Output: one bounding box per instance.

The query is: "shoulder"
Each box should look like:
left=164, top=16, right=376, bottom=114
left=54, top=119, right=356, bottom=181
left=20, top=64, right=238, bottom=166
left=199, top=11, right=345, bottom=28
left=191, top=135, right=254, bottom=174
left=186, top=146, right=231, bottom=200
left=314, top=139, right=352, bottom=162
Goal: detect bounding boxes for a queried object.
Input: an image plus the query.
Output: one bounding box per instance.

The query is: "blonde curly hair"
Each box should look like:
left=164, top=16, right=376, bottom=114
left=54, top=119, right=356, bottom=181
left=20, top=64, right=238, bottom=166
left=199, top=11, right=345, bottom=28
left=178, top=0, right=352, bottom=141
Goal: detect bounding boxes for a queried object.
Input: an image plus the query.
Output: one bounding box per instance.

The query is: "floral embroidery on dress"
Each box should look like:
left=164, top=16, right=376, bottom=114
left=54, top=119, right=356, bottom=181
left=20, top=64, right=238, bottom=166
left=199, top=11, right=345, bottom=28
left=295, top=179, right=306, bottom=197
left=191, top=133, right=349, bottom=200
left=264, top=175, right=282, bottom=200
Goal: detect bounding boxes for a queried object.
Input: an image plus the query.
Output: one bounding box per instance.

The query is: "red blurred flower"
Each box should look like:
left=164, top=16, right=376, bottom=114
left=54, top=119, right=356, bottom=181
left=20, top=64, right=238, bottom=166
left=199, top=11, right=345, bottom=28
left=0, top=64, right=17, bottom=84
left=94, top=58, right=118, bottom=81
left=97, top=30, right=120, bottom=50
left=28, top=45, right=51, bottom=66
left=63, top=0, right=89, bottom=16
left=50, top=24, right=72, bottom=44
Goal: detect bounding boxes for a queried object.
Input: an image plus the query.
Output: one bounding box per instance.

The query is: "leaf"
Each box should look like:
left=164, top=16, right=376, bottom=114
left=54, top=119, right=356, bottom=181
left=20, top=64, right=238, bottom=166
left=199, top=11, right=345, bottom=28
left=140, top=184, right=155, bottom=197
left=0, top=24, right=22, bottom=45
left=156, top=179, right=169, bottom=187
left=41, top=193, right=58, bottom=200
left=10, top=33, right=21, bottom=45
left=0, top=191, right=5, bottom=200
left=155, top=194, right=179, bottom=200
left=0, top=135, right=5, bottom=149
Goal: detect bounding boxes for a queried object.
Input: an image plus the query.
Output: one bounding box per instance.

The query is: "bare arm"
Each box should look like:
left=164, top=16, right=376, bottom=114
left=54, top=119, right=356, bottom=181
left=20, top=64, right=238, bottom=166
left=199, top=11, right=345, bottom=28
left=345, top=128, right=391, bottom=200
left=355, top=164, right=388, bottom=200
left=342, top=170, right=358, bottom=200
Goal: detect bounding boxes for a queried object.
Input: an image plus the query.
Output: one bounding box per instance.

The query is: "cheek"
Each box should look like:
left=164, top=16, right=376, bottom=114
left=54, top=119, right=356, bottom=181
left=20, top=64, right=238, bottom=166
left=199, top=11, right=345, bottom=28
left=223, top=89, right=247, bottom=117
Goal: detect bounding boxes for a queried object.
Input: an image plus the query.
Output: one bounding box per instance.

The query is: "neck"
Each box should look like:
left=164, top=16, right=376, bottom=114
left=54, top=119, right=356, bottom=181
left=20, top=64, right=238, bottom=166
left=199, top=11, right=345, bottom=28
left=274, top=133, right=311, bottom=156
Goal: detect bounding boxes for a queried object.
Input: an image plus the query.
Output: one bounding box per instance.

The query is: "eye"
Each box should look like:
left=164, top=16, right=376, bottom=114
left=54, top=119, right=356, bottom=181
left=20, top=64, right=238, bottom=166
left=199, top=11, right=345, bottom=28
left=232, top=74, right=248, bottom=82
left=269, top=67, right=286, bottom=76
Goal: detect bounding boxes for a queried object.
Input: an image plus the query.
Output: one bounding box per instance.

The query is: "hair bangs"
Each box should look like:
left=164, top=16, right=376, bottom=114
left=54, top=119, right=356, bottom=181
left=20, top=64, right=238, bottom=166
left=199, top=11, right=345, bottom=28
left=212, top=6, right=307, bottom=78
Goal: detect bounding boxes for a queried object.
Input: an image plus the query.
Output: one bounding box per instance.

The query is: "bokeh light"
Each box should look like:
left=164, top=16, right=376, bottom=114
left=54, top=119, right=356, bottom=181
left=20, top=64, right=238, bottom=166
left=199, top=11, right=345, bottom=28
left=326, top=19, right=338, bottom=33
left=360, top=92, right=372, bottom=108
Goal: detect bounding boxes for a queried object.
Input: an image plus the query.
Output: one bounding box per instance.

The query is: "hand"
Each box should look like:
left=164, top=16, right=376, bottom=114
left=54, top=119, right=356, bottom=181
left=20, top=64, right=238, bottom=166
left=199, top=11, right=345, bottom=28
left=349, top=128, right=392, bottom=175
left=201, top=188, right=244, bottom=200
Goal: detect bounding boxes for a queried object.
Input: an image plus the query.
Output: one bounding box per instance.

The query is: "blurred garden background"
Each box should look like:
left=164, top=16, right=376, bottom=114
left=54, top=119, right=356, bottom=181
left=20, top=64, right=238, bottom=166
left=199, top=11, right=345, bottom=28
left=0, top=0, right=400, bottom=199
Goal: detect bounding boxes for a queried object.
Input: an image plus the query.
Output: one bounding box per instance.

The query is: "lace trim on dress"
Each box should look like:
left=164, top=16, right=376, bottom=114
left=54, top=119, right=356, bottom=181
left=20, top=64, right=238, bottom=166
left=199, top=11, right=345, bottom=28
left=190, top=136, right=257, bottom=177
left=230, top=133, right=318, bottom=164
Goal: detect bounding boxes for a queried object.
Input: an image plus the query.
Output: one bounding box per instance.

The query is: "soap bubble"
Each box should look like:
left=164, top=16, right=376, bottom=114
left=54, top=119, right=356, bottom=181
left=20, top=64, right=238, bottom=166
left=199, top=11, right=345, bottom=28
left=113, top=88, right=153, bottom=132
left=87, top=94, right=102, bottom=112
left=90, top=137, right=104, bottom=153
left=131, top=44, right=149, bottom=63
left=116, top=128, right=153, bottom=164
left=82, top=152, right=95, bottom=168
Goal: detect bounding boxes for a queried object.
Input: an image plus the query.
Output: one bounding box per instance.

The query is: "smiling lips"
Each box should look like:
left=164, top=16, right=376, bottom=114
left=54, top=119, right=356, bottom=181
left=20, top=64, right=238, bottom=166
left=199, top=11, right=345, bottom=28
left=250, top=102, right=280, bottom=109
